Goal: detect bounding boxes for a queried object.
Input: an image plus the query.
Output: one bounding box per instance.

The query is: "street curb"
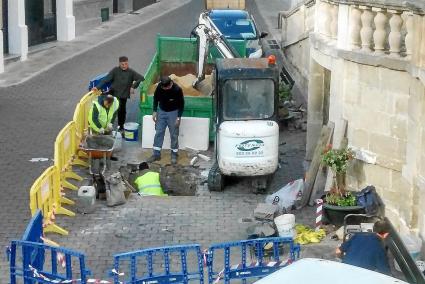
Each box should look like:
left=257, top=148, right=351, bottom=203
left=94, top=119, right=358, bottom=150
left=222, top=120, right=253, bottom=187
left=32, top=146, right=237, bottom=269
left=0, top=0, right=192, bottom=88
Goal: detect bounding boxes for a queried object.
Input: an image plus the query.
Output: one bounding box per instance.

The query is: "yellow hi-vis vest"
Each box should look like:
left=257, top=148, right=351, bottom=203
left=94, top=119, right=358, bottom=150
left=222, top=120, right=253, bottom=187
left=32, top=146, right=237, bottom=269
left=134, top=172, right=167, bottom=196
left=88, top=97, right=119, bottom=133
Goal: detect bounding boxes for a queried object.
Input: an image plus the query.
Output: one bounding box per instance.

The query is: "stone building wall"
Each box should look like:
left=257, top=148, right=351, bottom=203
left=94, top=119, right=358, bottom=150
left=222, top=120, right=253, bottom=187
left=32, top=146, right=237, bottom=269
left=73, top=0, right=113, bottom=36
left=280, top=0, right=425, bottom=239
left=279, top=0, right=314, bottom=102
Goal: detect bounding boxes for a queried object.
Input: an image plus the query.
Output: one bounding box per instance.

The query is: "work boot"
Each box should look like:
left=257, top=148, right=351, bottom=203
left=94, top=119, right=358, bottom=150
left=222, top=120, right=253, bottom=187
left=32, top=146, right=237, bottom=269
left=147, top=154, right=161, bottom=163
left=171, top=154, right=178, bottom=165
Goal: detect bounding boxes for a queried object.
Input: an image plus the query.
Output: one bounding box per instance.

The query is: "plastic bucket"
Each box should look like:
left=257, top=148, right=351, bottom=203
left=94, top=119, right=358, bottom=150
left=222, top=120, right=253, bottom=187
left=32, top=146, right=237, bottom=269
left=274, top=214, right=296, bottom=238
left=124, top=122, right=139, bottom=142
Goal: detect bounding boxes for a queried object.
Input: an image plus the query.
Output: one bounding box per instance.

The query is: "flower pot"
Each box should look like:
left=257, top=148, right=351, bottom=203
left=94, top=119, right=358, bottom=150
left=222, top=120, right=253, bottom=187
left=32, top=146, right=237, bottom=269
left=323, top=203, right=365, bottom=226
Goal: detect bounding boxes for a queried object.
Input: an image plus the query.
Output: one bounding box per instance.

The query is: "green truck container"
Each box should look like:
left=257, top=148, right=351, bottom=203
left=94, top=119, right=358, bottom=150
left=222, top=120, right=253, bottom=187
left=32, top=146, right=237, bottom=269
left=140, top=35, right=246, bottom=141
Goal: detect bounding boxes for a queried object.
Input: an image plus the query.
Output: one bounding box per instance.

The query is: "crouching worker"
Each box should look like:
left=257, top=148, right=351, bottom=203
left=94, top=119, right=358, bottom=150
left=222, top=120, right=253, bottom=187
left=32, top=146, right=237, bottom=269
left=134, top=162, right=167, bottom=196
left=88, top=93, right=119, bottom=135
left=336, top=220, right=391, bottom=275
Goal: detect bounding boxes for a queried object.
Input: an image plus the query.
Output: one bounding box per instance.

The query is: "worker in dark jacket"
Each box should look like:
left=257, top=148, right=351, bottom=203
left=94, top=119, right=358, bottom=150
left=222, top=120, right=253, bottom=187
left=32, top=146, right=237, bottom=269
left=88, top=94, right=119, bottom=134
left=336, top=220, right=391, bottom=275
left=92, top=56, right=144, bottom=131
left=148, top=76, right=185, bottom=165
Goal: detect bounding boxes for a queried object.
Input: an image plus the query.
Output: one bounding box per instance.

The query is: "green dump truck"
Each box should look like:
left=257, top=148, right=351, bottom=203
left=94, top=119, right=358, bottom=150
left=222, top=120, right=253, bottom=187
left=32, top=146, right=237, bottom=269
left=139, top=35, right=246, bottom=141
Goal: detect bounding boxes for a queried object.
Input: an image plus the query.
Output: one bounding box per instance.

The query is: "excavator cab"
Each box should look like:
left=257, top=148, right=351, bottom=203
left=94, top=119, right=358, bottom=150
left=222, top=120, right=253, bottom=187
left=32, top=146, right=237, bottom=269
left=208, top=57, right=280, bottom=192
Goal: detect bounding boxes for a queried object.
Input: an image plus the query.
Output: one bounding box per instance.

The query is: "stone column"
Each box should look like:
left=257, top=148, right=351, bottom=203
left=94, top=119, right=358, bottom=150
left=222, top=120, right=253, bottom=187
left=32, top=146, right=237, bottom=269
left=306, top=59, right=325, bottom=160
left=373, top=8, right=387, bottom=55
left=8, top=0, right=28, bottom=60
left=412, top=14, right=425, bottom=68
left=57, top=0, right=76, bottom=42
left=405, top=12, right=414, bottom=58
left=337, top=4, right=350, bottom=50
left=330, top=3, right=339, bottom=41
left=388, top=10, right=403, bottom=57
left=321, top=1, right=332, bottom=39
left=314, top=0, right=322, bottom=34
left=349, top=5, right=361, bottom=50
left=359, top=6, right=374, bottom=52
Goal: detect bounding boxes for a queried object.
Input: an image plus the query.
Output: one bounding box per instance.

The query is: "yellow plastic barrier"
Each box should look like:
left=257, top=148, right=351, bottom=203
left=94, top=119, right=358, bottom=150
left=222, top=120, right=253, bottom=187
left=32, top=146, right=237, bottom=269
left=73, top=91, right=98, bottom=160
left=74, top=91, right=98, bottom=137
left=54, top=121, right=88, bottom=192
left=29, top=166, right=74, bottom=235
left=28, top=91, right=100, bottom=237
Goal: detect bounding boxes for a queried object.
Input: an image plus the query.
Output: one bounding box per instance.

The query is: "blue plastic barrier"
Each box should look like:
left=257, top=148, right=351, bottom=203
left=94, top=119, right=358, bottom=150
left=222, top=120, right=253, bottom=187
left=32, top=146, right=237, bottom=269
left=16, top=209, right=45, bottom=282
left=22, top=210, right=43, bottom=243
left=8, top=213, right=90, bottom=284
left=112, top=244, right=204, bottom=284
left=9, top=240, right=91, bottom=284
left=206, top=237, right=301, bottom=284
left=88, top=73, right=111, bottom=92
left=8, top=213, right=302, bottom=283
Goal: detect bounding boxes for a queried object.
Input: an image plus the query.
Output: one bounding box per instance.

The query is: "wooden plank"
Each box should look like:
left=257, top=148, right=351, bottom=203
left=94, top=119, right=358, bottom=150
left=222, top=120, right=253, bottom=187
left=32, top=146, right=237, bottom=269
left=308, top=131, right=333, bottom=206
left=308, top=122, right=335, bottom=205
left=297, top=122, right=334, bottom=209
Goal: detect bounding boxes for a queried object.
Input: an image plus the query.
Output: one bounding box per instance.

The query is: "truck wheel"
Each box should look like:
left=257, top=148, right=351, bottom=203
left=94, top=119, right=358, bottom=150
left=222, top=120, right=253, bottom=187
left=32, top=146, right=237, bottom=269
left=208, top=162, right=224, bottom=192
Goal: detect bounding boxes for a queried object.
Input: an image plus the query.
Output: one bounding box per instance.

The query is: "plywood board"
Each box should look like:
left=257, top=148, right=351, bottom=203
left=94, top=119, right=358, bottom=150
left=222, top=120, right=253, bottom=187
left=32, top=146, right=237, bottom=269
left=142, top=115, right=210, bottom=151
left=205, top=0, right=245, bottom=9
left=297, top=122, right=334, bottom=209
left=308, top=121, right=335, bottom=206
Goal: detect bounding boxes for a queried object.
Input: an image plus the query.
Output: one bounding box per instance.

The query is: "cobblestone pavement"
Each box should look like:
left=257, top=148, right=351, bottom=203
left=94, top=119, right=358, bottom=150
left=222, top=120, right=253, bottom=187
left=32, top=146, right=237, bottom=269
left=53, top=129, right=339, bottom=279
left=0, top=0, right=203, bottom=279
left=0, top=0, right=339, bottom=281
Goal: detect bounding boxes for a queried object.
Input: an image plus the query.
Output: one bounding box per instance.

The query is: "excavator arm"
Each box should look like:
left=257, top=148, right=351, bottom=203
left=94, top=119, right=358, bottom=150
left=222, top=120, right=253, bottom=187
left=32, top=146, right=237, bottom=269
left=191, top=12, right=237, bottom=88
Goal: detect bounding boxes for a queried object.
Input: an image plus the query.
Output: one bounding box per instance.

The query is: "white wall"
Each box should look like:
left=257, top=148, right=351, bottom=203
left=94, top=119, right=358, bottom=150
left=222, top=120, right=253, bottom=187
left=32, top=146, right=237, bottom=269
left=8, top=0, right=28, bottom=60
left=57, top=0, right=76, bottom=42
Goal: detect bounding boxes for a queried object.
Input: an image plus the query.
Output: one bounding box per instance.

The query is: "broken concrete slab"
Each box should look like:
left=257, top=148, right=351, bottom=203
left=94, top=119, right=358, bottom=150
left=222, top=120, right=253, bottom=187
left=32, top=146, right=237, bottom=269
left=254, top=203, right=279, bottom=221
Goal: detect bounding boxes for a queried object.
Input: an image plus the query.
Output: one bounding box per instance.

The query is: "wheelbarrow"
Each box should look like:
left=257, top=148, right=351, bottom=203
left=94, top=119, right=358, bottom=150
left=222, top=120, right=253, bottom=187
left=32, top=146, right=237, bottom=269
left=342, top=214, right=382, bottom=242
left=80, top=134, right=116, bottom=175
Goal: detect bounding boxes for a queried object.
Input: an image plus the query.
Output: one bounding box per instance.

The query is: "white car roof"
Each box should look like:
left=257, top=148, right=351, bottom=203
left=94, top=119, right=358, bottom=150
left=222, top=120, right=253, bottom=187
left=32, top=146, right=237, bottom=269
left=255, top=258, right=408, bottom=284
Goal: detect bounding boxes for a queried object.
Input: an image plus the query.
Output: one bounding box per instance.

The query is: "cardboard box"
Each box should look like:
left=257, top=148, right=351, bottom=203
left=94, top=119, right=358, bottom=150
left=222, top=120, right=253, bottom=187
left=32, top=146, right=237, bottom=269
left=205, top=0, right=245, bottom=10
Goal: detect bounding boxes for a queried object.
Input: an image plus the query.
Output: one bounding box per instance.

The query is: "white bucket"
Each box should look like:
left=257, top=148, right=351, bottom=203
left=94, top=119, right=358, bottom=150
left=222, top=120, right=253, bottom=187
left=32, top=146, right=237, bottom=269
left=274, top=214, right=296, bottom=238
left=123, top=122, right=139, bottom=141
left=395, top=234, right=422, bottom=271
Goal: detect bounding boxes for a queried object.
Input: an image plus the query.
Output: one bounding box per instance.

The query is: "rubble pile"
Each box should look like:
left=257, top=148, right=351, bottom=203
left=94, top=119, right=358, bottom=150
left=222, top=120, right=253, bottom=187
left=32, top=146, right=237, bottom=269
left=149, top=74, right=213, bottom=96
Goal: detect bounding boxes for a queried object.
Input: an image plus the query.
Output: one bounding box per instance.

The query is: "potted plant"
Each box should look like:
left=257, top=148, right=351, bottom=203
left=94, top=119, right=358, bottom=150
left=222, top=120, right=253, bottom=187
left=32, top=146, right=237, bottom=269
left=321, top=145, right=365, bottom=226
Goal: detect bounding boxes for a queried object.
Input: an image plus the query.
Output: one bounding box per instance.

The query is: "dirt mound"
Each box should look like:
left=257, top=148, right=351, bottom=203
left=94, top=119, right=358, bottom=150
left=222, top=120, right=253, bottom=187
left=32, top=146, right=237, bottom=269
left=148, top=73, right=212, bottom=96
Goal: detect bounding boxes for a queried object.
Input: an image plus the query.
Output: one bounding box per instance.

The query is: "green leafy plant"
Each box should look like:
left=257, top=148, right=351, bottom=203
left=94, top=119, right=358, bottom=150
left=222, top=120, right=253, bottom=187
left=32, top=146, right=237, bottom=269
left=322, top=145, right=357, bottom=206
left=321, top=145, right=354, bottom=174
left=325, top=191, right=357, bottom=206
left=278, top=82, right=292, bottom=102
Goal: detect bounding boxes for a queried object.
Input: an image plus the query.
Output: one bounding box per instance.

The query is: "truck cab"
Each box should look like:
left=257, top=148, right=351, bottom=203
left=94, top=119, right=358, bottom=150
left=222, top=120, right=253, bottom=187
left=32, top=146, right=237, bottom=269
left=209, top=9, right=267, bottom=57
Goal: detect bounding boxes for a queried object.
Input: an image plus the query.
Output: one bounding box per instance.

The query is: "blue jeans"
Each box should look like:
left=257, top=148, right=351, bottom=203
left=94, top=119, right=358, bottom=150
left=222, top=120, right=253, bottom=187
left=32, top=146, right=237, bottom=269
left=153, top=109, right=179, bottom=156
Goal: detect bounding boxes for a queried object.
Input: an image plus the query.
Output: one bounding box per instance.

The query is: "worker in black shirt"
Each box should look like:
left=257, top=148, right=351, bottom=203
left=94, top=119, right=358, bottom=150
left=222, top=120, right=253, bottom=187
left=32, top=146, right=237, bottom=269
left=147, top=76, right=185, bottom=165
left=92, top=56, right=144, bottom=131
